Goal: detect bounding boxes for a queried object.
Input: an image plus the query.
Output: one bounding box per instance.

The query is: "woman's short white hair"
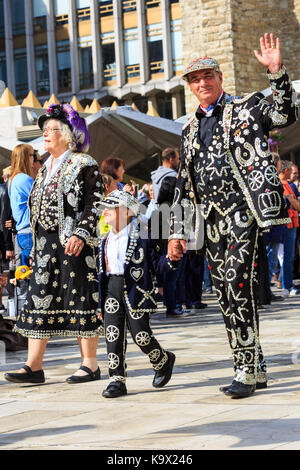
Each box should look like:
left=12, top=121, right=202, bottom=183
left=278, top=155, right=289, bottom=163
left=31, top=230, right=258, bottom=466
left=59, top=122, right=78, bottom=152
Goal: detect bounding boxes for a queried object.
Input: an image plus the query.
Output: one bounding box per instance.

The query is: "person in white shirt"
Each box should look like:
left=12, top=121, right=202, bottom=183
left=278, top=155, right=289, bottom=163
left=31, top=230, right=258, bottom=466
left=97, top=190, right=176, bottom=398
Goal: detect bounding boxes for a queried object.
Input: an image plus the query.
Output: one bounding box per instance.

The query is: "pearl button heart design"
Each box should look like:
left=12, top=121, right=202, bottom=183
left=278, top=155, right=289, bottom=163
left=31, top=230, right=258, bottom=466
left=130, top=267, right=144, bottom=282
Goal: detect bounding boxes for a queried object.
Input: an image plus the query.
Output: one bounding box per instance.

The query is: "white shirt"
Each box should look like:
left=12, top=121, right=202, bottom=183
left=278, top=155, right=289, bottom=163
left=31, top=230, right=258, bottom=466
left=105, top=222, right=132, bottom=275
left=44, top=150, right=71, bottom=185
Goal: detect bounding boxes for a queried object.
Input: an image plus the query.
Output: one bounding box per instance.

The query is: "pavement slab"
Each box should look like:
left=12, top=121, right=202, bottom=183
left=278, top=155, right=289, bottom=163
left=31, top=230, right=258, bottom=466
left=1, top=289, right=300, bottom=451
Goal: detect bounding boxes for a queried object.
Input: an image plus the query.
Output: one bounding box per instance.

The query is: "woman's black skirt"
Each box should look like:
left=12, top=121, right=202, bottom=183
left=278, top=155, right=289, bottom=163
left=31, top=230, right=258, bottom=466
left=14, top=225, right=102, bottom=339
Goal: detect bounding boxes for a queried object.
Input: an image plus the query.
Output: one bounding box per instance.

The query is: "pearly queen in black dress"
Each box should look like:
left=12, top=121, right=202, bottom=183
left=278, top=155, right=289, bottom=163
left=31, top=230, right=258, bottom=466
left=14, top=150, right=103, bottom=339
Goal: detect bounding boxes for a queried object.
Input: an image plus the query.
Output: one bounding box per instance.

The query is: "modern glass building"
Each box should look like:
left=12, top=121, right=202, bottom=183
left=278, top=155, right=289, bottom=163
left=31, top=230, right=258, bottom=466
left=0, top=0, right=185, bottom=119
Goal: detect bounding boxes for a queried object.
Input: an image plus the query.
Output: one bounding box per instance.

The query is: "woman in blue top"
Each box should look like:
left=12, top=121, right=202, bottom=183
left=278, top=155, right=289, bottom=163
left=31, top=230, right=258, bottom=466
left=9, top=144, right=35, bottom=266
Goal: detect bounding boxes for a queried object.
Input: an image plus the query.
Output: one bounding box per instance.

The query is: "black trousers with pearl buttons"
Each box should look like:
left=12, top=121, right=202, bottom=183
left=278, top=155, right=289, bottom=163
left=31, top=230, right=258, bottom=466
left=103, top=275, right=168, bottom=383
left=204, top=207, right=267, bottom=386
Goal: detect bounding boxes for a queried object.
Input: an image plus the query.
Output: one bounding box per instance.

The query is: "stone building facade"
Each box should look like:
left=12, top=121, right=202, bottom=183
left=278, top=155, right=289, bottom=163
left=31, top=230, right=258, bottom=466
left=180, top=0, right=300, bottom=114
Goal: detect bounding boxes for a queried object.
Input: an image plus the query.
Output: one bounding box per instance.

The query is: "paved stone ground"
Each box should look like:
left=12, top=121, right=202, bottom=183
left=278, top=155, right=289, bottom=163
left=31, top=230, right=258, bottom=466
left=1, top=288, right=300, bottom=451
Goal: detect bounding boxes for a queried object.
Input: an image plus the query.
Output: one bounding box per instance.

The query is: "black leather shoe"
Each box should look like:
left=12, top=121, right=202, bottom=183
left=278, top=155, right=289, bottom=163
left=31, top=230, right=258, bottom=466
left=152, top=351, right=176, bottom=388
left=220, top=381, right=267, bottom=393
left=271, top=294, right=285, bottom=302
left=102, top=381, right=127, bottom=398
left=223, top=380, right=256, bottom=398
left=66, top=366, right=101, bottom=384
left=188, top=302, right=208, bottom=310
left=4, top=365, right=45, bottom=384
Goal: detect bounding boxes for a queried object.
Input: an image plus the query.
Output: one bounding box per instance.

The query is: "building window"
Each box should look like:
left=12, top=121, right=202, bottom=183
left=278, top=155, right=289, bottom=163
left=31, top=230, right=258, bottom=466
left=101, top=32, right=116, bottom=82
left=14, top=49, right=28, bottom=98
left=12, top=0, right=25, bottom=35
left=0, top=52, right=6, bottom=84
left=122, top=1, right=137, bottom=13
left=99, top=0, right=113, bottom=17
left=54, top=0, right=69, bottom=26
left=157, top=93, right=173, bottom=119
left=124, top=28, right=140, bottom=80
left=79, top=36, right=93, bottom=89
left=54, top=0, right=68, bottom=15
left=76, top=0, right=90, bottom=7
left=0, top=0, right=4, bottom=39
left=147, top=24, right=164, bottom=76
left=56, top=41, right=71, bottom=93
left=33, top=0, right=47, bottom=32
left=35, top=45, right=50, bottom=96
left=171, top=19, right=183, bottom=73
left=77, top=0, right=90, bottom=21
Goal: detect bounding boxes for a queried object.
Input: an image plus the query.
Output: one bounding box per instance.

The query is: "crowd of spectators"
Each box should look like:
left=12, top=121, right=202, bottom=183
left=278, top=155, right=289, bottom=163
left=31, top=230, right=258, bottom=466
left=0, top=146, right=299, bottom=321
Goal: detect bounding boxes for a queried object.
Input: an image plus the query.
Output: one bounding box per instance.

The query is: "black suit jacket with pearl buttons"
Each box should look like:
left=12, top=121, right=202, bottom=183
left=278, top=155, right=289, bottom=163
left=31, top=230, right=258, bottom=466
left=170, top=66, right=299, bottom=243
left=98, top=221, right=177, bottom=316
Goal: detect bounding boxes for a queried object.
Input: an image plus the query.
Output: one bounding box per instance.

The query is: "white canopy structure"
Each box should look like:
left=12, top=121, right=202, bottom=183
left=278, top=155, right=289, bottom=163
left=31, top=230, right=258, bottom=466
left=0, top=106, right=182, bottom=171
left=0, top=79, right=299, bottom=172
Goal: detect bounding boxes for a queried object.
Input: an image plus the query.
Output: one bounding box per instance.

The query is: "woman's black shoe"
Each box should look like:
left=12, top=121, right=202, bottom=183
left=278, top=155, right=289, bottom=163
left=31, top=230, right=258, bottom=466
left=223, top=380, right=256, bottom=398
left=66, top=366, right=101, bottom=384
left=152, top=351, right=176, bottom=388
left=102, top=381, right=127, bottom=398
left=4, top=365, right=45, bottom=384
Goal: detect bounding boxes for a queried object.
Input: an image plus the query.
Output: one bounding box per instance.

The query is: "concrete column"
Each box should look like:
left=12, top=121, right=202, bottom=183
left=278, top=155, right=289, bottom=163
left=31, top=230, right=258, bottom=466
left=147, top=94, right=159, bottom=116
left=171, top=91, right=183, bottom=120
left=3, top=0, right=16, bottom=95
left=90, top=0, right=103, bottom=89
left=161, top=0, right=173, bottom=81
left=25, top=0, right=37, bottom=94
left=113, top=0, right=125, bottom=88
left=137, top=0, right=149, bottom=84
left=68, top=0, right=80, bottom=94
left=46, top=0, right=58, bottom=95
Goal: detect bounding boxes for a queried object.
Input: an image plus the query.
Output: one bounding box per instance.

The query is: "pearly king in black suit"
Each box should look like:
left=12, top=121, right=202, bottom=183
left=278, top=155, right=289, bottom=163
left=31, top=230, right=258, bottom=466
left=170, top=66, right=299, bottom=386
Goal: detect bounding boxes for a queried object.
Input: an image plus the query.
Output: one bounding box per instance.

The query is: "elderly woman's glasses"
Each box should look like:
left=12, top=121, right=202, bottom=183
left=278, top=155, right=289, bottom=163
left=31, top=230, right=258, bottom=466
left=43, top=127, right=61, bottom=134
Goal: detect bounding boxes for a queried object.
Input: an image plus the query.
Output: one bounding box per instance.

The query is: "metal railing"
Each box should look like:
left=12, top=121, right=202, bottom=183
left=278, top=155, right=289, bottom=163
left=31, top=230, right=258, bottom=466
left=150, top=60, right=164, bottom=74
left=12, top=22, right=25, bottom=35
left=103, top=65, right=116, bottom=81
left=146, top=0, right=160, bottom=8
left=122, top=0, right=136, bottom=12
left=58, top=72, right=72, bottom=92
left=16, top=83, right=28, bottom=99
left=33, top=16, right=47, bottom=32
left=77, top=7, right=90, bottom=22
left=80, top=72, right=94, bottom=89
left=55, top=14, right=68, bottom=27
left=126, top=64, right=140, bottom=79
left=99, top=1, right=113, bottom=17
left=37, top=79, right=50, bottom=96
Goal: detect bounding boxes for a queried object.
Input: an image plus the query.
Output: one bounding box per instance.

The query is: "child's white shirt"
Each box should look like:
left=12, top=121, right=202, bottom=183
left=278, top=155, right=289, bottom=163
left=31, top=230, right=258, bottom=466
left=105, top=222, right=132, bottom=274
